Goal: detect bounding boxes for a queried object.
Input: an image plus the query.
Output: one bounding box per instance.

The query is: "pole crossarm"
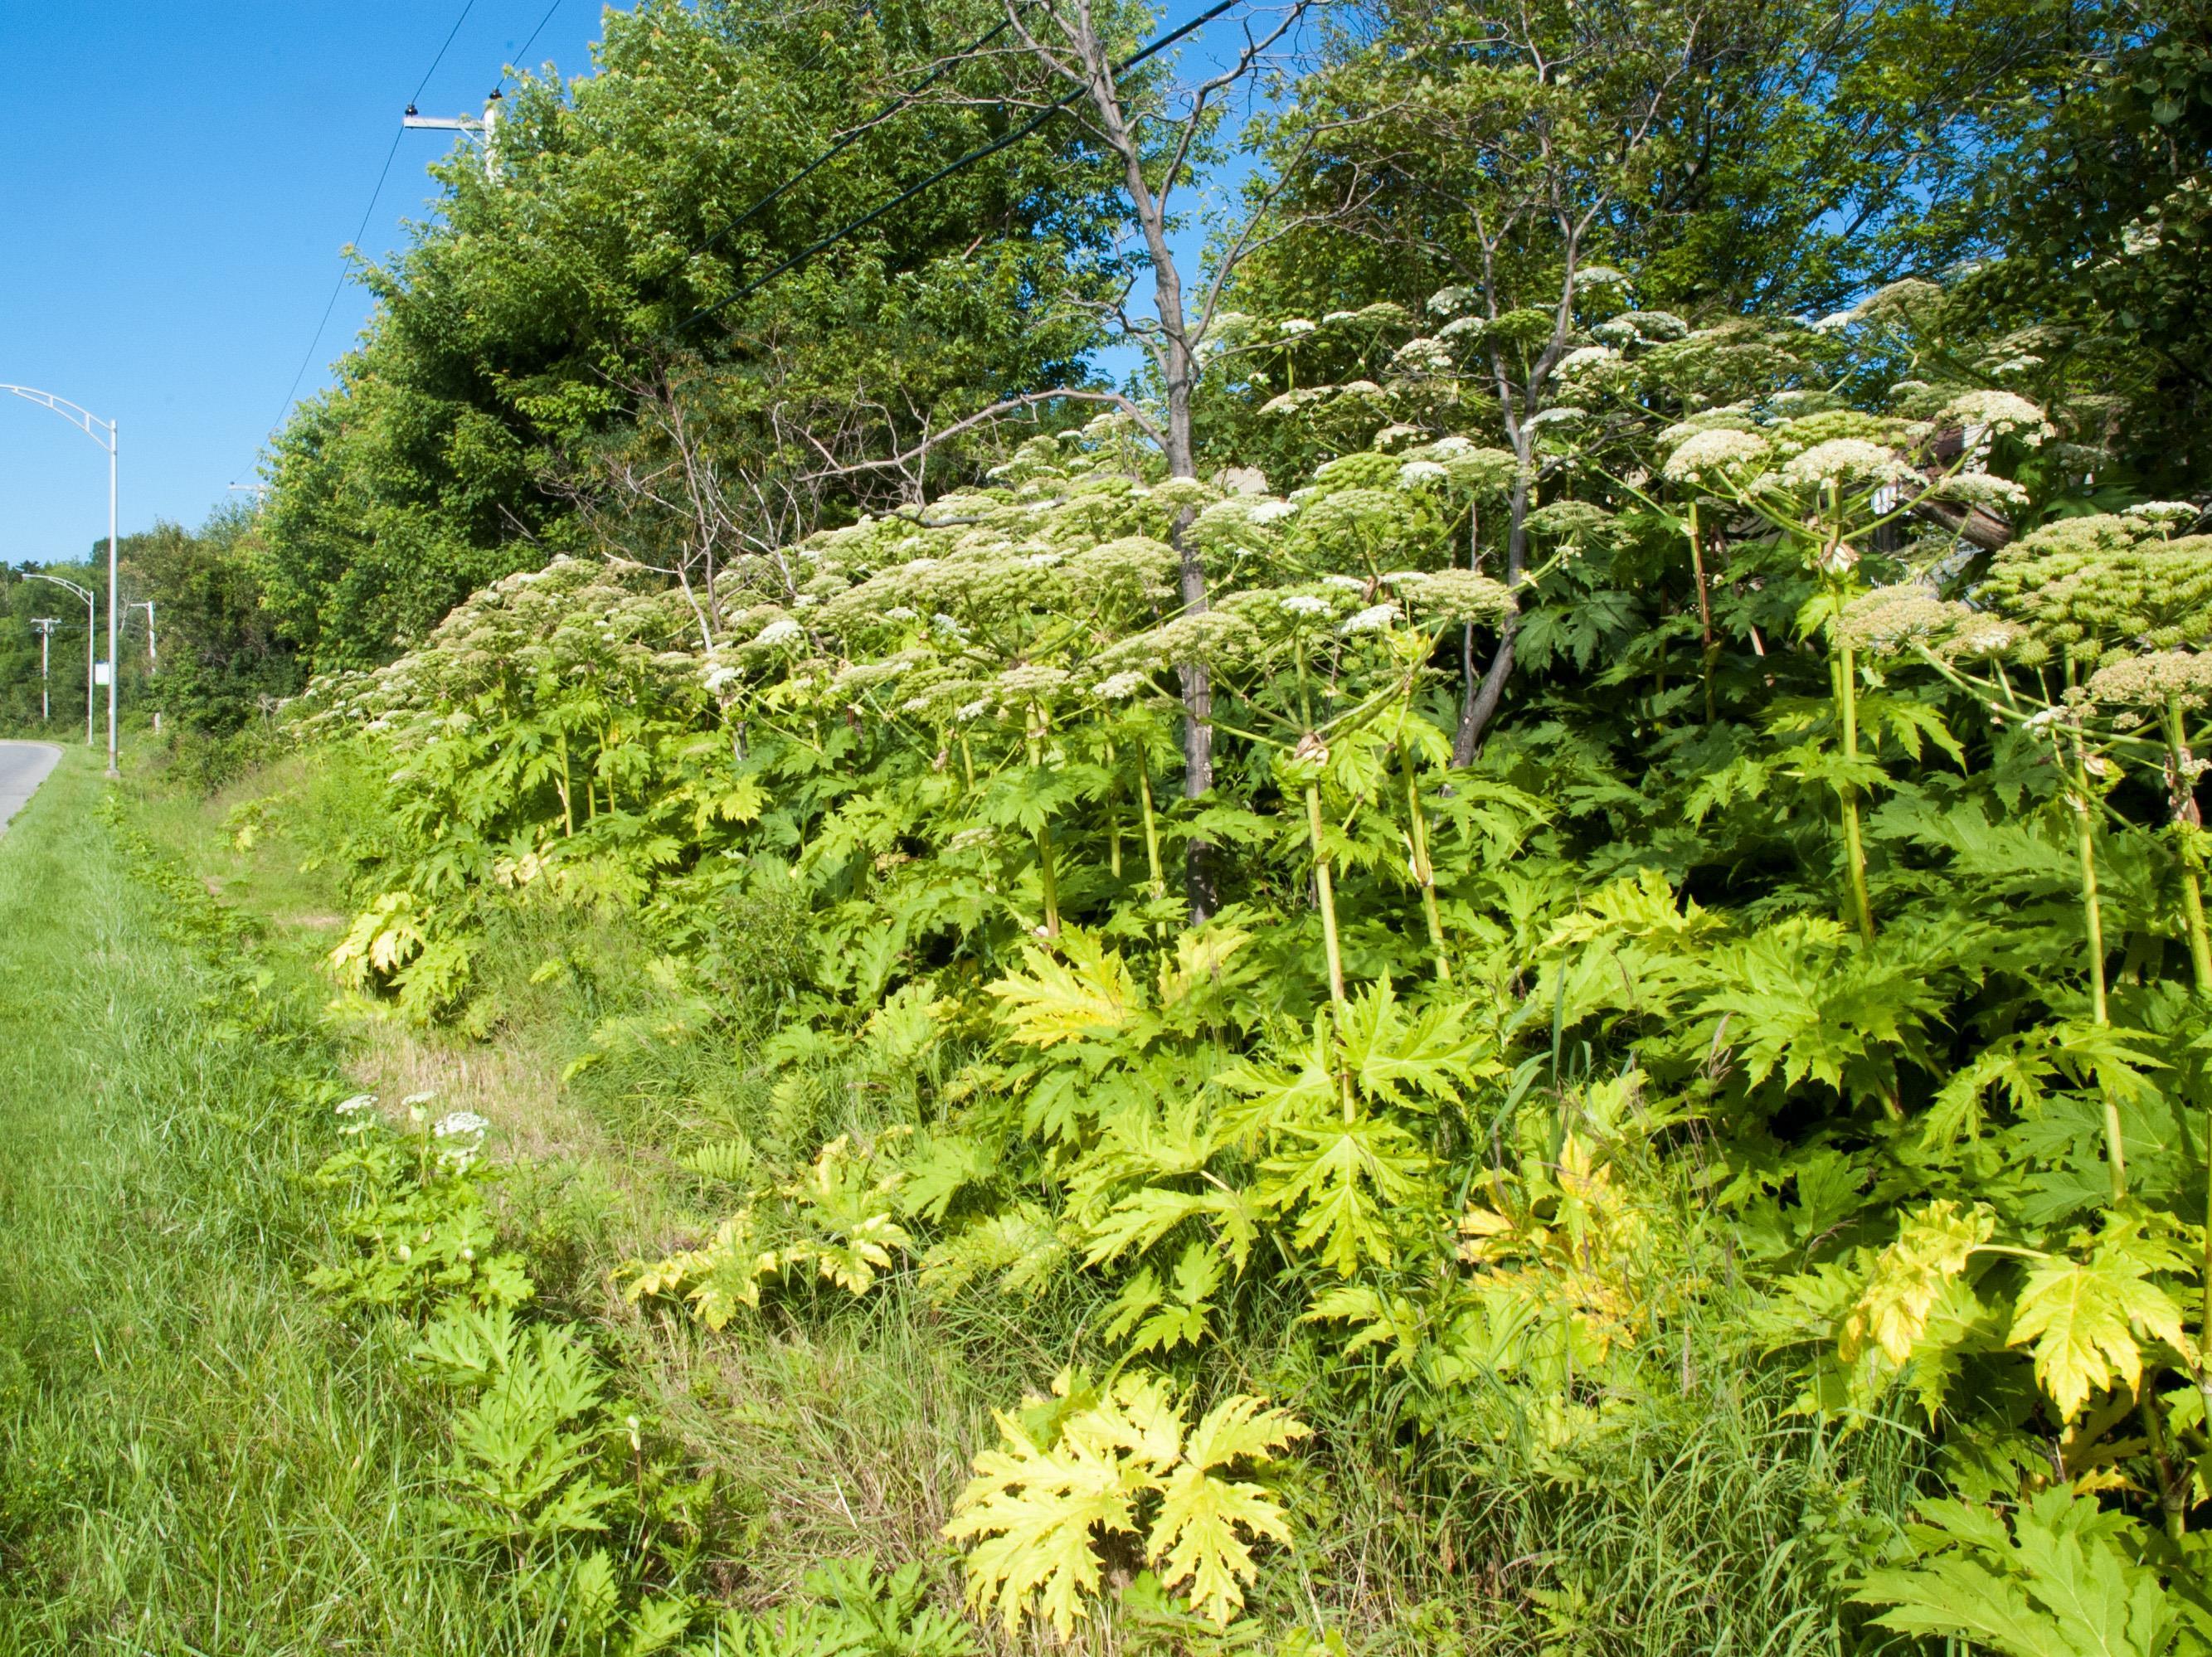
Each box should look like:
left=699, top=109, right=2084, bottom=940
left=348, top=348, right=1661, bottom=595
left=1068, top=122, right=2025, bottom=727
left=24, top=571, right=94, bottom=605
left=0, top=383, right=116, bottom=450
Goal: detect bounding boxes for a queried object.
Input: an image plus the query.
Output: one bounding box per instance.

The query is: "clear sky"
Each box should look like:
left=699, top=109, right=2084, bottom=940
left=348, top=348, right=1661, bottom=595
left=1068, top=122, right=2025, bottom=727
left=1, top=1, right=605, bottom=566
left=2, top=2, right=1262, bottom=570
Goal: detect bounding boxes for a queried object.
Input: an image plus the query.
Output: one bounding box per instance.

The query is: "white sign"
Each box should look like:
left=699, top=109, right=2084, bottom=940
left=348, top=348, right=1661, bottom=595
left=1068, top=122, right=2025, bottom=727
left=94, top=662, right=113, bottom=686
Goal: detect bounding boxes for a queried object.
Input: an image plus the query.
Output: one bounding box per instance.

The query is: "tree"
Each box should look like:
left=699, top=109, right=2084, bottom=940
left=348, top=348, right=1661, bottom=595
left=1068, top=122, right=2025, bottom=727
left=261, top=0, right=1126, bottom=669
left=1242, top=0, right=2107, bottom=756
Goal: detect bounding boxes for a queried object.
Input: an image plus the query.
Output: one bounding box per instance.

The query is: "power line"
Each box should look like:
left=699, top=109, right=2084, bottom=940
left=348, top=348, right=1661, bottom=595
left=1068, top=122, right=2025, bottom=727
left=689, top=7, right=1022, bottom=268
left=268, top=127, right=404, bottom=440
left=412, top=0, right=483, bottom=105
left=265, top=0, right=486, bottom=445
left=685, top=0, right=1237, bottom=333
left=503, top=0, right=564, bottom=85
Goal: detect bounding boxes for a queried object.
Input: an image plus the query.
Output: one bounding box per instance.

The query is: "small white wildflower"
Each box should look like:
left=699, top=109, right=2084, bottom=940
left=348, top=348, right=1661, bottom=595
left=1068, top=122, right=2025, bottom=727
left=401, top=1091, right=438, bottom=1109
left=335, top=1093, right=377, bottom=1115
left=1280, top=594, right=1331, bottom=616
left=1342, top=602, right=1399, bottom=634
left=435, top=1110, right=489, bottom=1139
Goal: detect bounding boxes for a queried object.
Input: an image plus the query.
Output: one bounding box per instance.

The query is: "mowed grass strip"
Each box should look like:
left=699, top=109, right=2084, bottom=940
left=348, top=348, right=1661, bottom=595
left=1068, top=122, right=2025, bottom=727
left=0, top=753, right=552, bottom=1655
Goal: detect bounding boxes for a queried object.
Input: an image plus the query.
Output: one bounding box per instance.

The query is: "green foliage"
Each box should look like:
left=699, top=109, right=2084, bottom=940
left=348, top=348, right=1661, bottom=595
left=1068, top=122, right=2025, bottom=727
left=943, top=1369, right=1307, bottom=1636
left=199, top=0, right=2212, bottom=1644
left=305, top=1096, right=533, bottom=1314
left=1855, top=1490, right=2212, bottom=1657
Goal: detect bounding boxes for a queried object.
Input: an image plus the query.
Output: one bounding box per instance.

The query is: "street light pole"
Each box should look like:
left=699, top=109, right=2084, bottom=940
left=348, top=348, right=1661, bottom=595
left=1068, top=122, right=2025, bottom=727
left=25, top=573, right=95, bottom=746
left=32, top=618, right=59, bottom=722
left=3, top=384, right=121, bottom=775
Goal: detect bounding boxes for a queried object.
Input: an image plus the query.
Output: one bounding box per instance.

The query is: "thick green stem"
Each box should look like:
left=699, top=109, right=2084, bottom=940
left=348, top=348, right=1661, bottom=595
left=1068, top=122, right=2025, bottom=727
left=2163, top=697, right=2212, bottom=993
left=1305, top=781, right=1347, bottom=1009
left=1037, top=821, right=1061, bottom=937
left=555, top=726, right=575, bottom=838
left=1138, top=765, right=1164, bottom=900
left=1399, top=743, right=1451, bottom=984
left=1029, top=716, right=1059, bottom=939
left=2140, top=1391, right=2188, bottom=1539
left=1835, top=634, right=1875, bottom=944
left=2073, top=735, right=2125, bottom=1202
left=1687, top=502, right=1718, bottom=725
left=1106, top=737, right=1123, bottom=881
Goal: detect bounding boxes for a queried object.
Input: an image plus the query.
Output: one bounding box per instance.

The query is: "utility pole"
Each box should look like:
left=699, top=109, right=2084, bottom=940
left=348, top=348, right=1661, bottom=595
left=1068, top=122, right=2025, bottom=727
left=32, top=617, right=59, bottom=722
left=129, top=598, right=159, bottom=733
left=25, top=573, right=95, bottom=746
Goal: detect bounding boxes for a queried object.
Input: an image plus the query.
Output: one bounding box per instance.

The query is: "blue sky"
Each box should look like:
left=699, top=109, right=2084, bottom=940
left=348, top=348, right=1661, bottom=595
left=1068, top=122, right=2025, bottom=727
left=2, top=2, right=1264, bottom=568
left=1, top=1, right=604, bottom=565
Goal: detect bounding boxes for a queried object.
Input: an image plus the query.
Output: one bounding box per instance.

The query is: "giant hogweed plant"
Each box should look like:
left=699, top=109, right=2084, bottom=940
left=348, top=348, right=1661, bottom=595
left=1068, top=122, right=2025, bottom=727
left=280, top=299, right=2212, bottom=1636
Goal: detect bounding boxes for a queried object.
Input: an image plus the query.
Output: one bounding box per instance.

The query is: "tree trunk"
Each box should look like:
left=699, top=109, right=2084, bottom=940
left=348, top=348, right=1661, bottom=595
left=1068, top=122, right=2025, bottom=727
left=1453, top=461, right=1532, bottom=764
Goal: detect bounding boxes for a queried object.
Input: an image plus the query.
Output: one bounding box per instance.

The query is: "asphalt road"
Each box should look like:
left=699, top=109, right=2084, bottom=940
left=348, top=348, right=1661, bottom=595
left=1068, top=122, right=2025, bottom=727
left=0, top=741, right=62, bottom=836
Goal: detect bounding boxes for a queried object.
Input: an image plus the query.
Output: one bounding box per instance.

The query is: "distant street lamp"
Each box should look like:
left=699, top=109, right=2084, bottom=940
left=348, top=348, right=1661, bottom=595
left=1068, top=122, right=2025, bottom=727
left=3, top=384, right=120, bottom=775
left=25, top=572, right=95, bottom=746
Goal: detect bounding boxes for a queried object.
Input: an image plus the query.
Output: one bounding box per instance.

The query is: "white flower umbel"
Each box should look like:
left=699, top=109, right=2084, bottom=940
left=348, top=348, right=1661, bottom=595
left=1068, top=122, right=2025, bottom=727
left=435, top=1110, right=489, bottom=1139
left=1280, top=594, right=1332, bottom=616
left=1091, top=670, right=1150, bottom=701
left=1946, top=472, right=2031, bottom=510
left=1397, top=459, right=1450, bottom=488
left=1937, top=391, right=2053, bottom=445
left=1342, top=603, right=1399, bottom=634
left=1660, top=428, right=1771, bottom=484
left=1555, top=345, right=1619, bottom=375
left=754, top=617, right=805, bottom=647
left=1779, top=439, right=1914, bottom=489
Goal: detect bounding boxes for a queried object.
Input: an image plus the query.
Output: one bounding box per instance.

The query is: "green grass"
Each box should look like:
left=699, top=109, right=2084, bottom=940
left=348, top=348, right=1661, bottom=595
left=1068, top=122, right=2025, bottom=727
left=0, top=750, right=561, bottom=1653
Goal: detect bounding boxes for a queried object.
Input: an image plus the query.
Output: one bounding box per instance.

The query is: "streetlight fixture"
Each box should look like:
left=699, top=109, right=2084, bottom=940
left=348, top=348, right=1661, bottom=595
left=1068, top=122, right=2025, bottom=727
left=25, top=572, right=96, bottom=746
left=3, top=384, right=120, bottom=775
